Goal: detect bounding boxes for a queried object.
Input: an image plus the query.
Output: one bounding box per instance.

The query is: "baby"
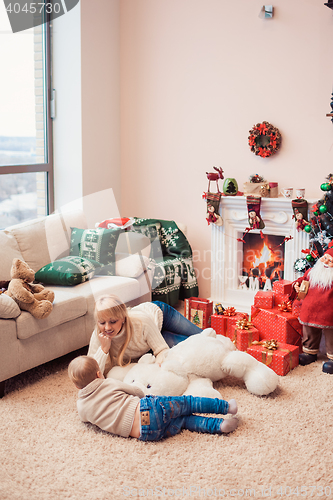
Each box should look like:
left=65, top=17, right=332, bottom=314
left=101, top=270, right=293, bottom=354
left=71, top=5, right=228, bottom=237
left=68, top=355, right=238, bottom=441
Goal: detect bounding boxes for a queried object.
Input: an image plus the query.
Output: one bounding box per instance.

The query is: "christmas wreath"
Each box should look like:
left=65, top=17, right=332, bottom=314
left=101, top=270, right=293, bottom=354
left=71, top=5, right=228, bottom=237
left=248, top=121, right=281, bottom=158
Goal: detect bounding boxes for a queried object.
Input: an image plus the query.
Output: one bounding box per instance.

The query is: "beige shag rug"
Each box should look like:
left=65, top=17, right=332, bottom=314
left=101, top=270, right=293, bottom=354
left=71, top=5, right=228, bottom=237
left=1, top=347, right=333, bottom=500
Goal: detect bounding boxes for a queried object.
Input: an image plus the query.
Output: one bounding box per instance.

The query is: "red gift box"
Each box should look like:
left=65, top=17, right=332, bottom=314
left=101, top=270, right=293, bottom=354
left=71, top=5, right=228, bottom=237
left=274, top=292, right=291, bottom=307
left=272, top=280, right=293, bottom=295
left=254, top=291, right=274, bottom=309
left=251, top=306, right=302, bottom=346
left=292, top=300, right=302, bottom=318
left=211, top=314, right=227, bottom=335
left=184, top=297, right=213, bottom=329
left=211, top=309, right=248, bottom=337
left=231, top=326, right=260, bottom=351
left=225, top=313, right=249, bottom=338
left=247, top=340, right=299, bottom=376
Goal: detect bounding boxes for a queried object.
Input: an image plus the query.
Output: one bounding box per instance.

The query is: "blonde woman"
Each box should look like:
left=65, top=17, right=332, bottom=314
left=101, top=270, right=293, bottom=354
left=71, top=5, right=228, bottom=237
left=87, top=295, right=202, bottom=376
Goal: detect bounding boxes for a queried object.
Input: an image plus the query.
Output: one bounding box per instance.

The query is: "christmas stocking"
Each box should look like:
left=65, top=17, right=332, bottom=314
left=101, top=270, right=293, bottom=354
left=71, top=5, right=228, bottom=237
left=292, top=198, right=308, bottom=231
left=246, top=195, right=265, bottom=231
left=205, top=192, right=222, bottom=226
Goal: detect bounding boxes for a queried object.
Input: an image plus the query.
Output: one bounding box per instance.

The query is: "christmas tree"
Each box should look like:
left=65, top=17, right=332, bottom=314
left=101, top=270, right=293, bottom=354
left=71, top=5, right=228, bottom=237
left=294, top=174, right=333, bottom=274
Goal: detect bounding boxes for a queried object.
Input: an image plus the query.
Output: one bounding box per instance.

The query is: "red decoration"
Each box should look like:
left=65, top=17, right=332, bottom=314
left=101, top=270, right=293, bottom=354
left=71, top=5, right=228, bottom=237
left=211, top=311, right=248, bottom=338
left=184, top=298, right=213, bottom=329
left=247, top=340, right=299, bottom=376
left=206, top=167, right=224, bottom=193
left=223, top=307, right=237, bottom=316
left=254, top=291, right=274, bottom=309
left=211, top=314, right=227, bottom=336
left=272, top=279, right=293, bottom=296
left=248, top=121, right=282, bottom=158
left=232, top=322, right=260, bottom=351
left=251, top=306, right=302, bottom=346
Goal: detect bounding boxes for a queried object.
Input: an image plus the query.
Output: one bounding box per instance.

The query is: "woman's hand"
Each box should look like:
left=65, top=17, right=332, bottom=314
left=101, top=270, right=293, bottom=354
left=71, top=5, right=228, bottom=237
left=98, top=332, right=112, bottom=354
left=155, top=348, right=169, bottom=366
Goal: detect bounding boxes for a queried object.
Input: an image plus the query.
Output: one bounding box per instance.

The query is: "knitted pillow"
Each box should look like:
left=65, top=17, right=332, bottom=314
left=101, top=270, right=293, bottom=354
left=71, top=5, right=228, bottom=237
left=35, top=256, right=103, bottom=286
left=69, top=227, right=123, bottom=276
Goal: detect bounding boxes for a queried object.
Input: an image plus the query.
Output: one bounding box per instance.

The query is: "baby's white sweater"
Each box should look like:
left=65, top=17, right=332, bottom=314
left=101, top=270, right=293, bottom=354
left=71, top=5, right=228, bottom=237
left=88, top=302, right=168, bottom=374
left=77, top=377, right=145, bottom=437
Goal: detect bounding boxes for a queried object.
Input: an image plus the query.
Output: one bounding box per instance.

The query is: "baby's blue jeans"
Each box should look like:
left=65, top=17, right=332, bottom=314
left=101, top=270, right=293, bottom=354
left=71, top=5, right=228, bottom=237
left=153, top=301, right=202, bottom=347
left=138, top=394, right=229, bottom=441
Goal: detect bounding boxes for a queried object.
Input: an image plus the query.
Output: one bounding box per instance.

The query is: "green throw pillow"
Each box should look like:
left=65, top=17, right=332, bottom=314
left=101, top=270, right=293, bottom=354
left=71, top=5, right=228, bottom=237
left=69, top=227, right=122, bottom=276
left=35, top=256, right=102, bottom=286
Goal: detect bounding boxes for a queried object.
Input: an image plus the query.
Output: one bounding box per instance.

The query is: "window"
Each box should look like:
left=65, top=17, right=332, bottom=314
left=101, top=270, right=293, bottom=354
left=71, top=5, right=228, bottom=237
left=0, top=7, right=53, bottom=228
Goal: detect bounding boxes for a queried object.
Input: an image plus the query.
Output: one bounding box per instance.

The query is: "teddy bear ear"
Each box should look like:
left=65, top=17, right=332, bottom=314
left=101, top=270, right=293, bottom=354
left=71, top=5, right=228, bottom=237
left=201, top=328, right=216, bottom=338
left=138, top=353, right=156, bottom=364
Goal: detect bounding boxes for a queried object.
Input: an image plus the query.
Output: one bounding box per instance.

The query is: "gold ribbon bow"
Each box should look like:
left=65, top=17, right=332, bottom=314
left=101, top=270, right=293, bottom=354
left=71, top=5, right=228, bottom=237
left=235, top=317, right=253, bottom=330
left=223, top=307, right=236, bottom=317
left=278, top=300, right=292, bottom=313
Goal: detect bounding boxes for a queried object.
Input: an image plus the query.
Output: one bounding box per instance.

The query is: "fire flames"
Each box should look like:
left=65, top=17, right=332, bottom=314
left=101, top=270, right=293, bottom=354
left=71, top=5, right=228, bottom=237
left=243, top=234, right=284, bottom=281
left=251, top=243, right=274, bottom=268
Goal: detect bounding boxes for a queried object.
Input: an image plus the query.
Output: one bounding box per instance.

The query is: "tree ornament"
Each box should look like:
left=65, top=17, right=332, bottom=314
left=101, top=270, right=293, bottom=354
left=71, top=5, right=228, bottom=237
left=306, top=254, right=314, bottom=262
left=304, top=225, right=312, bottom=233
left=320, top=182, right=331, bottom=192
left=294, top=258, right=308, bottom=273
left=248, top=121, right=281, bottom=158
left=314, top=211, right=319, bottom=216
left=319, top=204, right=328, bottom=214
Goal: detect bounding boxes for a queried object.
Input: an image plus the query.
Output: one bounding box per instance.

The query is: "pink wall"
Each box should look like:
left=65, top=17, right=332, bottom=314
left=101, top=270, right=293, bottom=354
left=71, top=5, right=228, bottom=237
left=120, top=0, right=333, bottom=298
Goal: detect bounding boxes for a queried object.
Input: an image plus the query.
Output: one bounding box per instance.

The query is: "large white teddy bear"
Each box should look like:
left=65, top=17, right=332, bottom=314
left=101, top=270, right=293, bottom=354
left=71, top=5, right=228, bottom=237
left=108, top=329, right=279, bottom=397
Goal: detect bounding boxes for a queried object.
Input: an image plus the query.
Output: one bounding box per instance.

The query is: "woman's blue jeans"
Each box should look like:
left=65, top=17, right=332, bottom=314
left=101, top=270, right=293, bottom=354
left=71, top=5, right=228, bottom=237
left=153, top=301, right=202, bottom=347
left=139, top=395, right=229, bottom=441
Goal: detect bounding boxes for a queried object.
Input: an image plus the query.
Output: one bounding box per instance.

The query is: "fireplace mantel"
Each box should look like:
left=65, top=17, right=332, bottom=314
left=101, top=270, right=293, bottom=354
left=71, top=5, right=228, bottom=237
left=210, top=196, right=313, bottom=313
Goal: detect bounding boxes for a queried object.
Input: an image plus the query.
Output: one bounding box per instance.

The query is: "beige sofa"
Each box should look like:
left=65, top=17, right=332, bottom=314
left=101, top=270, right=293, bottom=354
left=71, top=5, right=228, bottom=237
left=0, top=209, right=156, bottom=397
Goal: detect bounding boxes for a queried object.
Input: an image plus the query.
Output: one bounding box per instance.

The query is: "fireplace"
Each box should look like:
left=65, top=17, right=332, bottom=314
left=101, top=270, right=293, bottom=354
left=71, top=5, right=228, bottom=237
left=210, top=196, right=313, bottom=313
left=242, top=233, right=285, bottom=290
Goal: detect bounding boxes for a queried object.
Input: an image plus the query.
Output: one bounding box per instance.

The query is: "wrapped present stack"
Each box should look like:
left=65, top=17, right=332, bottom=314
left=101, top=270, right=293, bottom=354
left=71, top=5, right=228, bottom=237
left=211, top=307, right=259, bottom=351
left=247, top=279, right=303, bottom=375
left=250, top=279, right=302, bottom=346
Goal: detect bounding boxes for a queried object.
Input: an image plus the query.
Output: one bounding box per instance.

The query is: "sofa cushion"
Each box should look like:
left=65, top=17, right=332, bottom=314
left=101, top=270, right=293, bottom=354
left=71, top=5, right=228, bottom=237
left=116, top=232, right=151, bottom=259
left=6, top=210, right=88, bottom=273
left=6, top=216, right=53, bottom=272
left=115, top=253, right=150, bottom=278
left=0, top=231, right=24, bottom=280
left=46, top=276, right=142, bottom=318
left=0, top=294, right=21, bottom=319
left=35, top=256, right=103, bottom=286
left=15, top=290, right=88, bottom=340
left=69, top=227, right=122, bottom=275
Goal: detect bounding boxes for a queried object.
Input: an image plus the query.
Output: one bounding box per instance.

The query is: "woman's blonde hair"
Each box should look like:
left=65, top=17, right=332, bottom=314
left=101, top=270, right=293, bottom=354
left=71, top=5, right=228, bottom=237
left=94, top=294, right=133, bottom=367
left=68, top=356, right=99, bottom=389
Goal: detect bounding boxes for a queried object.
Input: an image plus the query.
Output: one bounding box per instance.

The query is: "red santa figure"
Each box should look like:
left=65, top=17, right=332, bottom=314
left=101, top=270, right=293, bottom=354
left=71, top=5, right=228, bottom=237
left=291, top=247, right=333, bottom=374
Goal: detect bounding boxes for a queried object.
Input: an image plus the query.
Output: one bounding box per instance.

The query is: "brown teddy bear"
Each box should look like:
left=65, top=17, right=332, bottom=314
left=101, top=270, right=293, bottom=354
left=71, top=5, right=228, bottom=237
left=5, top=258, right=55, bottom=319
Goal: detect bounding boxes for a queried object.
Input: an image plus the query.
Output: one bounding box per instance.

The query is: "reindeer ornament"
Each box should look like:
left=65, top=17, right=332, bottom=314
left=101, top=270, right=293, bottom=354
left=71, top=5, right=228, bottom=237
left=206, top=166, right=224, bottom=193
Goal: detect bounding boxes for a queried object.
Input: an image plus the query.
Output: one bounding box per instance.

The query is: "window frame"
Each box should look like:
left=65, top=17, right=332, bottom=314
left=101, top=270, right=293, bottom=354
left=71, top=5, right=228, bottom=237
left=0, top=16, right=54, bottom=214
